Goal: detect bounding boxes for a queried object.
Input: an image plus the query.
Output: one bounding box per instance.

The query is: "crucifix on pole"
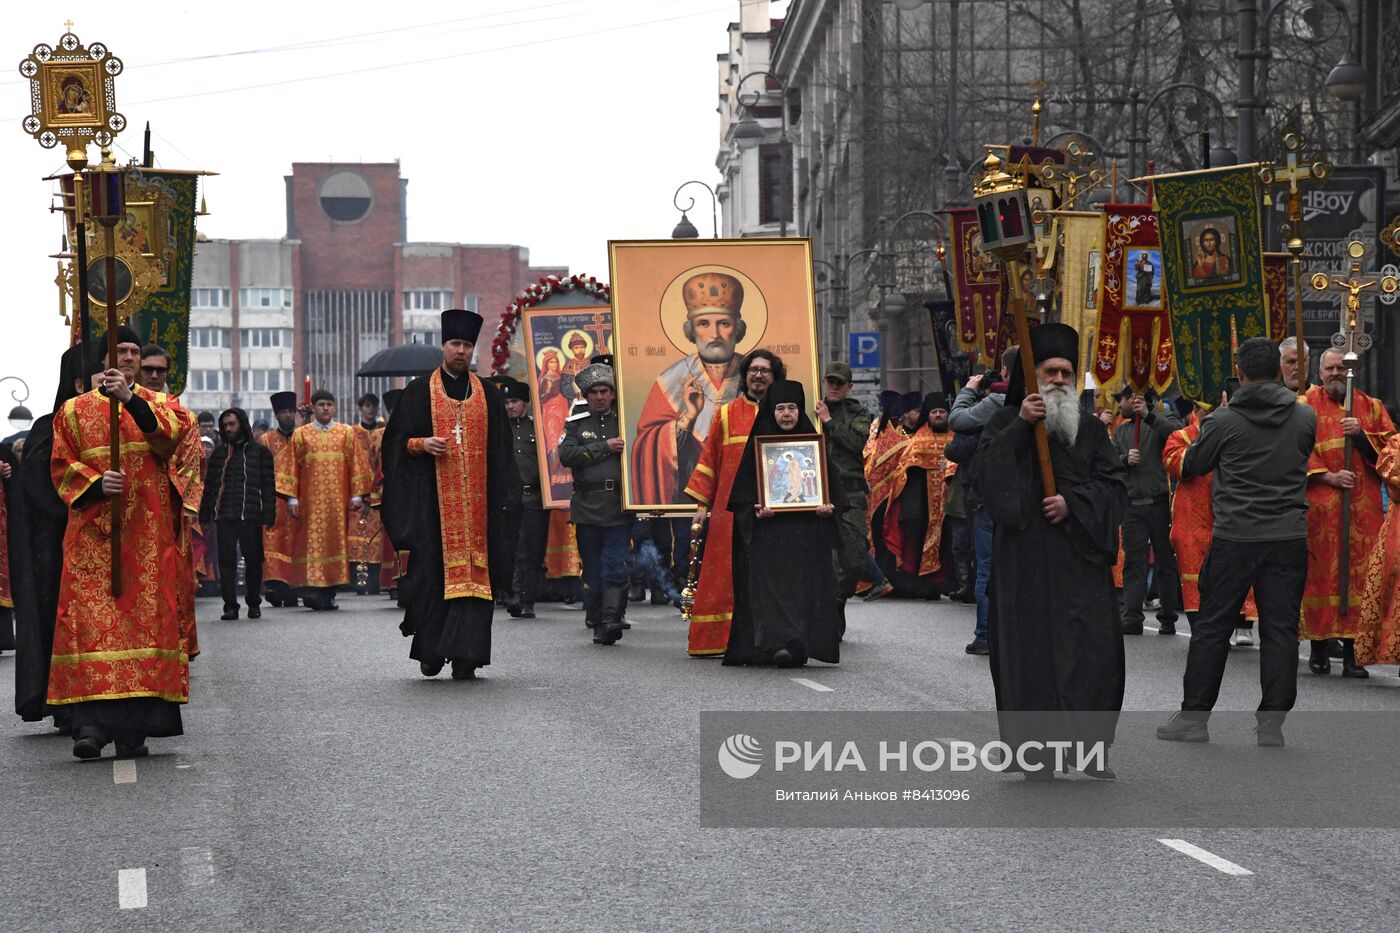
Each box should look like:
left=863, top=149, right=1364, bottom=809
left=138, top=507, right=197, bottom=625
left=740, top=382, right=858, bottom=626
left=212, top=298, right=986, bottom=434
left=1258, top=125, right=1331, bottom=400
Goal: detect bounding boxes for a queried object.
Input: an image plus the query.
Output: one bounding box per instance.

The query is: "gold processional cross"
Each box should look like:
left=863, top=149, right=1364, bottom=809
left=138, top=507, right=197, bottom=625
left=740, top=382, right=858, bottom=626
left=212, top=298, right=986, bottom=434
left=1307, top=240, right=1399, bottom=359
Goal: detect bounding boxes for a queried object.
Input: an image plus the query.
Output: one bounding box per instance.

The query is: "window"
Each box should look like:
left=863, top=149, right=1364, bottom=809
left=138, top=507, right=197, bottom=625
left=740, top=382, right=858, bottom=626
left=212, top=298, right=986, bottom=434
left=406, top=330, right=439, bottom=346
left=190, top=370, right=227, bottom=392
left=192, top=287, right=230, bottom=308
left=191, top=327, right=231, bottom=348
left=238, top=327, right=293, bottom=348
left=758, top=143, right=792, bottom=225
left=402, top=289, right=454, bottom=311
left=239, top=288, right=293, bottom=309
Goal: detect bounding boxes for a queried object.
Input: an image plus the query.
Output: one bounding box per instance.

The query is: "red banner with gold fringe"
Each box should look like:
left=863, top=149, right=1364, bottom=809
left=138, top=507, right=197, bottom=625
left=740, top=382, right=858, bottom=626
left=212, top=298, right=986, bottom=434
left=946, top=208, right=1002, bottom=367
left=1262, top=252, right=1290, bottom=344
left=1093, top=204, right=1174, bottom=394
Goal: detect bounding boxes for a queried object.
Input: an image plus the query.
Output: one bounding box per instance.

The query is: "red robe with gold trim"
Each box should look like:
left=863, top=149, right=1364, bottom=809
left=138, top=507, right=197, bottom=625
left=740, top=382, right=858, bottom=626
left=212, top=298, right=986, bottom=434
left=683, top=395, right=758, bottom=656
left=1355, top=435, right=1400, bottom=664
left=152, top=393, right=204, bottom=658
left=350, top=423, right=395, bottom=583
left=544, top=508, right=582, bottom=578
left=881, top=425, right=950, bottom=575
left=47, top=386, right=189, bottom=706
left=261, top=428, right=300, bottom=586
left=275, top=422, right=373, bottom=589
left=1301, top=386, right=1395, bottom=639
left=864, top=421, right=914, bottom=543
left=1163, top=412, right=1256, bottom=618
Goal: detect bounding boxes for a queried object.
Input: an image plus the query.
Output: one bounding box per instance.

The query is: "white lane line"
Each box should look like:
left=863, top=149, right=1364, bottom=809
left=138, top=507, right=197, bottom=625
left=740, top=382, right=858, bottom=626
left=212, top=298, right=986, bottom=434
left=180, top=846, right=215, bottom=888
left=118, top=868, right=148, bottom=909
left=1157, top=838, right=1254, bottom=876
left=112, top=759, right=137, bottom=784
left=792, top=677, right=834, bottom=693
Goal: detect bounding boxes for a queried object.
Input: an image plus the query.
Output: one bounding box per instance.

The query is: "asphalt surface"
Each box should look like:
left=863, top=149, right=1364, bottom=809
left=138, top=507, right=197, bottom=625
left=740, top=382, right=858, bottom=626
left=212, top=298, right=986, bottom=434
left=3, top=590, right=1400, bottom=931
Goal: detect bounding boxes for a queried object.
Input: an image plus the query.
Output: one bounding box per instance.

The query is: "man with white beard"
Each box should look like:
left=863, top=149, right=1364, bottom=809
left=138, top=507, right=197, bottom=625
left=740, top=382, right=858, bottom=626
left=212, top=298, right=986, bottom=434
left=976, top=324, right=1127, bottom=780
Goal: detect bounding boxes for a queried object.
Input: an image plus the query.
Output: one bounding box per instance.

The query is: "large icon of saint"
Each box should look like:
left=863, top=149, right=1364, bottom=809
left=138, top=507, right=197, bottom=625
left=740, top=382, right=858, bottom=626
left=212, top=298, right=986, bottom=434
left=630, top=270, right=749, bottom=505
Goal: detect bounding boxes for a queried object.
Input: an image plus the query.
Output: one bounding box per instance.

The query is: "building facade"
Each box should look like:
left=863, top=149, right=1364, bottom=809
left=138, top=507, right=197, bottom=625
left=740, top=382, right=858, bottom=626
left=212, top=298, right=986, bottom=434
left=185, top=162, right=565, bottom=424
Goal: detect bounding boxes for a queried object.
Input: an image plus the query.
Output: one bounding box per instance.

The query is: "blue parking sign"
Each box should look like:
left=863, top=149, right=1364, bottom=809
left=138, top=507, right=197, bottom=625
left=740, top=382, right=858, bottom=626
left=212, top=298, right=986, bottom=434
left=849, top=332, right=880, bottom=369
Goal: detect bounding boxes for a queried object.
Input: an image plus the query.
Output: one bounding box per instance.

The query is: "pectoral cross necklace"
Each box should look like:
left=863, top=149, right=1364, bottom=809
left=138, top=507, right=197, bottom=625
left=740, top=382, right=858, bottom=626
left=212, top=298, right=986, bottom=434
left=452, top=421, right=463, bottom=446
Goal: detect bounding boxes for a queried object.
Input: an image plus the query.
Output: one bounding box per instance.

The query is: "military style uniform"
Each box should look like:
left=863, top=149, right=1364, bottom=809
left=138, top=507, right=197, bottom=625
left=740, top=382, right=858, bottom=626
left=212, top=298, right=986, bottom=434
left=823, top=394, right=874, bottom=597
left=558, top=362, right=635, bottom=645
left=505, top=380, right=549, bottom=618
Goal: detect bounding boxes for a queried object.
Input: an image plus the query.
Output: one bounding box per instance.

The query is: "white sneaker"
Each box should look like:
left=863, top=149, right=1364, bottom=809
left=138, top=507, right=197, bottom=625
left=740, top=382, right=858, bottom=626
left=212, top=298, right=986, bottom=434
left=1231, top=627, right=1254, bottom=647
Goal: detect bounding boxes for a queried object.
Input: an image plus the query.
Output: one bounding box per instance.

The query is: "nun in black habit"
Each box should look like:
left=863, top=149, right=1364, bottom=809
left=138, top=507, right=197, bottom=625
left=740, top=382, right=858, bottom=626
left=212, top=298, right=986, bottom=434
left=724, top=380, right=847, bottom=668
left=13, top=342, right=101, bottom=725
left=974, top=324, right=1126, bottom=779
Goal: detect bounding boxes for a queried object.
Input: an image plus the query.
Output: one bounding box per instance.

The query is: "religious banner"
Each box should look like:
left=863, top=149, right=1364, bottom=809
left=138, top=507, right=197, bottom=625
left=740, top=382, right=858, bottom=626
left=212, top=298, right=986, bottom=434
left=1263, top=253, right=1291, bottom=344
left=1092, top=204, right=1174, bottom=394
left=945, top=208, right=1001, bottom=366
left=1154, top=165, right=1266, bottom=402
left=1058, top=211, right=1104, bottom=377
left=609, top=238, right=820, bottom=513
left=61, top=167, right=203, bottom=394
left=522, top=304, right=614, bottom=509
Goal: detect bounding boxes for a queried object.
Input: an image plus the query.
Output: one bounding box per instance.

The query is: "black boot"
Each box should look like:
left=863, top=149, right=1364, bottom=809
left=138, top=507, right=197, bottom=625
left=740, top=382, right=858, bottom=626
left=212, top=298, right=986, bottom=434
left=1308, top=639, right=1331, bottom=675
left=1341, top=639, right=1369, bottom=678
left=619, top=587, right=632, bottom=630
left=584, top=588, right=602, bottom=629
left=593, top=586, right=626, bottom=645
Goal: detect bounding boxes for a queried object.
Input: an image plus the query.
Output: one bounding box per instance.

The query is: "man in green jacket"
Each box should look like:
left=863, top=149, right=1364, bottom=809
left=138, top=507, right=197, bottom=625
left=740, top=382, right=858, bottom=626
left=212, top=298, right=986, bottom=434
left=1158, top=337, right=1317, bottom=746
left=558, top=362, right=634, bottom=646
left=816, top=361, right=875, bottom=599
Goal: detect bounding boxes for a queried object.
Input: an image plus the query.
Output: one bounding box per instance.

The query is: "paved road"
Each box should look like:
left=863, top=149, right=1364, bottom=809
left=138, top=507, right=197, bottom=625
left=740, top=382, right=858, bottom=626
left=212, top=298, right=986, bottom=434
left=3, top=592, right=1399, bottom=931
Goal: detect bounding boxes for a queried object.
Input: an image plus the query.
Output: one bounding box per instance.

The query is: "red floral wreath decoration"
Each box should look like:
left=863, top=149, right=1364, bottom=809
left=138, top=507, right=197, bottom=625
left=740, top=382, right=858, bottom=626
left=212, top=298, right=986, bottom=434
left=490, top=273, right=611, bottom=374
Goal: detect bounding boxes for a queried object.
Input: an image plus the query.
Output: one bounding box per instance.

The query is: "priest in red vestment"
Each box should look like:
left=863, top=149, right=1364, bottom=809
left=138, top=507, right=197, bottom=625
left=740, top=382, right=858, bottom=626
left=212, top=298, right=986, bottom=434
left=48, top=326, right=189, bottom=759
left=1301, top=349, right=1396, bottom=676
left=262, top=391, right=302, bottom=606
left=683, top=349, right=782, bottom=656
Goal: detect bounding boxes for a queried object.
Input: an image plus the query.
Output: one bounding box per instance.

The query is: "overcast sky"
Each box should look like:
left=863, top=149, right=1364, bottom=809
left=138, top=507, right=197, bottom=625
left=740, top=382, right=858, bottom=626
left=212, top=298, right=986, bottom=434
left=2, top=0, right=787, bottom=415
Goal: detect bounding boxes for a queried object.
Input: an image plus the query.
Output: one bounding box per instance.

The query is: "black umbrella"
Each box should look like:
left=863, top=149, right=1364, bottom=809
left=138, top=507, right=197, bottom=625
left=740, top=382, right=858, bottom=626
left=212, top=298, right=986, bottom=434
left=356, top=343, right=442, bottom=378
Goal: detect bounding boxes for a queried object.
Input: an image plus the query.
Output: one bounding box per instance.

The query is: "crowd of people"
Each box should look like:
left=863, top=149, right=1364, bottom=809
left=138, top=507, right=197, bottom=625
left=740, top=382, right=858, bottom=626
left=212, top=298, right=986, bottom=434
left=2, top=309, right=1398, bottom=774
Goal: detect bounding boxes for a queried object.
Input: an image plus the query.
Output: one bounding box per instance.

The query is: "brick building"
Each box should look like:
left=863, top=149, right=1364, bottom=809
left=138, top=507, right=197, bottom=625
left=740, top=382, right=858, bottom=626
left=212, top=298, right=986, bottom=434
left=186, top=161, right=565, bottom=425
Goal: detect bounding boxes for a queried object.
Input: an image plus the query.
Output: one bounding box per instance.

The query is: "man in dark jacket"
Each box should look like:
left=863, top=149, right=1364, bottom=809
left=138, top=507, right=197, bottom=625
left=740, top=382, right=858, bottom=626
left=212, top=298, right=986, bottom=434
left=1113, top=388, right=1183, bottom=635
left=815, top=361, right=873, bottom=600
left=199, top=408, right=277, bottom=620
left=559, top=361, right=634, bottom=646
left=502, top=378, right=548, bottom=619
left=1158, top=337, right=1317, bottom=746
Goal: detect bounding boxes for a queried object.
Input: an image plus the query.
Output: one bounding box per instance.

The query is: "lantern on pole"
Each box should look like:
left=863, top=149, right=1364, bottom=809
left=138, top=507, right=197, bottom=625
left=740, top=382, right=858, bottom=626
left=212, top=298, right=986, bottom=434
left=972, top=149, right=1056, bottom=497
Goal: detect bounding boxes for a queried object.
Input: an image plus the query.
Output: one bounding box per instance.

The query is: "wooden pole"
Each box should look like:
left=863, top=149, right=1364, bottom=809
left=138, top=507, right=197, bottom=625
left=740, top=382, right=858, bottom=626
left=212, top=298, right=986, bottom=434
left=1008, top=274, right=1057, bottom=498
left=1290, top=250, right=1308, bottom=400
left=103, top=221, right=122, bottom=598
left=1339, top=365, right=1355, bottom=615
left=72, top=172, right=92, bottom=376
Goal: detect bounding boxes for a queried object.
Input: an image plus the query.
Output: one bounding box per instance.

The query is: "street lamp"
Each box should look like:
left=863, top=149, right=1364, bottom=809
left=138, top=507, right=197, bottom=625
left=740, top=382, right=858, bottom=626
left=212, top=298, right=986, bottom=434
left=671, top=180, right=718, bottom=239
left=813, top=249, right=881, bottom=363
left=1, top=376, right=31, bottom=433
left=1324, top=51, right=1366, bottom=100
left=731, top=70, right=793, bottom=237
left=1128, top=83, right=1236, bottom=185
left=876, top=211, right=951, bottom=388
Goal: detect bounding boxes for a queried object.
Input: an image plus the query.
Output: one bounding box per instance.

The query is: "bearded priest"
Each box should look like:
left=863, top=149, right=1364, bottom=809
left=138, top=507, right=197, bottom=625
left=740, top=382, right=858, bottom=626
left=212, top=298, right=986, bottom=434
left=381, top=309, right=521, bottom=681
left=976, top=323, right=1127, bottom=781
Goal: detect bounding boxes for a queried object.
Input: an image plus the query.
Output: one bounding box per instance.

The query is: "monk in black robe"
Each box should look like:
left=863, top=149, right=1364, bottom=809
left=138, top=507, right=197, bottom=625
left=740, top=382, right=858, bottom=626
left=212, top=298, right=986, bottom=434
left=381, top=309, right=520, bottom=680
left=13, top=342, right=100, bottom=727
left=725, top=380, right=847, bottom=667
left=976, top=324, right=1126, bottom=779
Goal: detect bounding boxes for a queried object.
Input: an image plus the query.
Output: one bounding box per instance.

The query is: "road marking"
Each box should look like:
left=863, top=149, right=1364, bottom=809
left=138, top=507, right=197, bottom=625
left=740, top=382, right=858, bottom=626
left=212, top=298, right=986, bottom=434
left=180, top=846, right=215, bottom=888
left=118, top=868, right=148, bottom=909
left=792, top=677, right=833, bottom=693
left=1157, top=839, right=1254, bottom=876
left=113, top=759, right=137, bottom=784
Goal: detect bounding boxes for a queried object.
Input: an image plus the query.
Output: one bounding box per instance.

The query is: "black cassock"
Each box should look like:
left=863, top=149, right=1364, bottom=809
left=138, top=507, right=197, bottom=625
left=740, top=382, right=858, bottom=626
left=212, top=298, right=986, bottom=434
left=10, top=417, right=69, bottom=721
left=977, top=407, right=1126, bottom=753
left=724, top=402, right=847, bottom=667
left=381, top=370, right=520, bottom=668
